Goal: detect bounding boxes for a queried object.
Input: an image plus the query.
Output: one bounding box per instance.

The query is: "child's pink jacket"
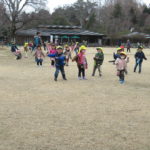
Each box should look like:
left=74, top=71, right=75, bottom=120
left=34, top=50, right=45, bottom=59
left=77, top=53, right=86, bottom=65
left=115, top=58, right=128, bottom=71
left=49, top=49, right=56, bottom=54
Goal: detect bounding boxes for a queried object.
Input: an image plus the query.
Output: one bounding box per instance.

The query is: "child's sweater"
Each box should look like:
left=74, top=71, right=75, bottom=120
left=34, top=50, right=45, bottom=59
left=94, top=52, right=104, bottom=65
left=115, top=58, right=127, bottom=71
left=77, top=53, right=87, bottom=65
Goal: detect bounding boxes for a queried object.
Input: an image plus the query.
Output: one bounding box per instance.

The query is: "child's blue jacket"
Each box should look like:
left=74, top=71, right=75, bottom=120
left=135, top=51, right=147, bottom=63
left=11, top=45, right=18, bottom=52
left=48, top=53, right=66, bottom=67
left=113, top=53, right=120, bottom=60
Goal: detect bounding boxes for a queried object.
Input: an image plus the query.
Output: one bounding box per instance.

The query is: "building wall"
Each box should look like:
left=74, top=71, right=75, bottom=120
left=16, top=35, right=103, bottom=46
left=16, top=35, right=34, bottom=45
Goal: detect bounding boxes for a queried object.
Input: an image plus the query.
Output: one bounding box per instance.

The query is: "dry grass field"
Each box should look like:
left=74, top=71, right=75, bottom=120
left=0, top=46, right=150, bottom=150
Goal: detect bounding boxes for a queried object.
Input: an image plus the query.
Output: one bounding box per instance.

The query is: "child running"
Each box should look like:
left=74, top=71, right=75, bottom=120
left=33, top=45, right=45, bottom=66
left=115, top=52, right=129, bottom=84
left=134, top=46, right=147, bottom=73
left=48, top=46, right=67, bottom=81
left=92, top=47, right=104, bottom=77
left=11, top=42, right=22, bottom=60
left=72, top=45, right=88, bottom=80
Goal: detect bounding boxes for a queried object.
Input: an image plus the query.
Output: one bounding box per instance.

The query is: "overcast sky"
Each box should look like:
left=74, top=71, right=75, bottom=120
left=48, top=0, right=150, bottom=12
left=48, top=0, right=77, bottom=13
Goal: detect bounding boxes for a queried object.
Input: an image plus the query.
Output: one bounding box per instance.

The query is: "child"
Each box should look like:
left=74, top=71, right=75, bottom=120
left=127, top=40, right=131, bottom=53
left=48, top=46, right=67, bottom=81
left=33, top=32, right=42, bottom=51
left=120, top=45, right=125, bottom=52
left=11, top=42, right=22, bottom=60
left=64, top=45, right=72, bottom=66
left=24, top=42, right=28, bottom=58
left=115, top=52, right=129, bottom=84
left=134, top=46, right=147, bottom=73
left=109, top=47, right=123, bottom=63
left=48, top=44, right=57, bottom=67
left=92, top=47, right=104, bottom=77
left=28, top=42, right=33, bottom=52
left=46, top=42, right=51, bottom=52
left=33, top=45, right=45, bottom=66
left=114, top=47, right=124, bottom=60
left=72, top=45, right=88, bottom=80
left=74, top=42, right=80, bottom=55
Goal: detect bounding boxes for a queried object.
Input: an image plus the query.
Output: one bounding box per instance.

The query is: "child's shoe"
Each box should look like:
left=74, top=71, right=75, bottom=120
left=78, top=77, right=82, bottom=80
left=120, top=80, right=125, bottom=84
left=83, top=77, right=87, bottom=80
left=63, top=78, right=67, bottom=81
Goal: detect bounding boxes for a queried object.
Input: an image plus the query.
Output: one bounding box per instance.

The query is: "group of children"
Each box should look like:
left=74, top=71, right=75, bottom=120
left=30, top=42, right=104, bottom=81
left=10, top=39, right=148, bottom=84
left=111, top=45, right=147, bottom=84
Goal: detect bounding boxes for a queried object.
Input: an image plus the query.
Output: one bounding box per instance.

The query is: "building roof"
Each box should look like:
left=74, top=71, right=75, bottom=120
left=16, top=28, right=104, bottom=37
left=38, top=25, right=82, bottom=29
left=123, top=32, right=150, bottom=38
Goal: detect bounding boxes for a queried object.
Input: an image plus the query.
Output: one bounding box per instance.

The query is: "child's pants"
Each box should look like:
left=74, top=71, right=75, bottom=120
left=78, top=65, right=85, bottom=78
left=51, top=60, right=55, bottom=66
left=134, top=61, right=142, bottom=73
left=55, top=66, right=66, bottom=79
left=118, top=70, right=125, bottom=81
left=16, top=53, right=22, bottom=60
left=66, top=58, right=69, bottom=66
left=127, top=48, right=130, bottom=52
left=36, top=59, right=43, bottom=66
left=92, top=64, right=101, bottom=76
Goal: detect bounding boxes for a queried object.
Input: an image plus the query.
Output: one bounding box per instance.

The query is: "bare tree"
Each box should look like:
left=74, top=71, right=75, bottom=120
left=0, top=0, right=47, bottom=40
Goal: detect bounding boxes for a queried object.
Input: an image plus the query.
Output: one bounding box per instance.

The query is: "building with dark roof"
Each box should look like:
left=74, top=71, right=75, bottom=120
left=16, top=25, right=105, bottom=46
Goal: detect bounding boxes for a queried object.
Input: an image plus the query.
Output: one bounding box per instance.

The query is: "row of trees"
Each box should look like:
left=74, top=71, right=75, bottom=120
left=0, top=0, right=150, bottom=40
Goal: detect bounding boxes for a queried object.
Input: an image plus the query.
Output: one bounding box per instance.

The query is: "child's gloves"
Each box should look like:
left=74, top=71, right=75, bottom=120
left=94, top=57, right=98, bottom=60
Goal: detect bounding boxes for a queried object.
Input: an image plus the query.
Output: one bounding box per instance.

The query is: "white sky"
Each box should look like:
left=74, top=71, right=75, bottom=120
left=47, top=0, right=150, bottom=12
left=48, top=0, right=77, bottom=13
